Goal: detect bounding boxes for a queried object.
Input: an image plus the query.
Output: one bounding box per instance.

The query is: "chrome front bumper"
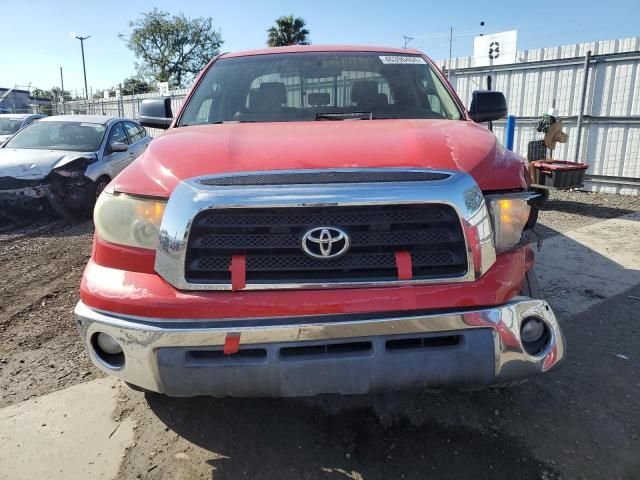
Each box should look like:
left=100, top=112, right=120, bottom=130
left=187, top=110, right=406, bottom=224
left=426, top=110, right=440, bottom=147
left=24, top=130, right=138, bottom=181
left=74, top=298, right=565, bottom=397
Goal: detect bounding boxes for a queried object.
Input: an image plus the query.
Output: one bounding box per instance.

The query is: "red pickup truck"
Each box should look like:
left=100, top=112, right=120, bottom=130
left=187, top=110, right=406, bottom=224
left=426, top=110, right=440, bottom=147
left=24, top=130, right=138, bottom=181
left=75, top=45, right=564, bottom=396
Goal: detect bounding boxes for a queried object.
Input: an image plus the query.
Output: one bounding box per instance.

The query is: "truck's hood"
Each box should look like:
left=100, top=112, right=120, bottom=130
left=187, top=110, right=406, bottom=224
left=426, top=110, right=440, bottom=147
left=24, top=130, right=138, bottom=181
left=111, top=119, right=529, bottom=197
left=0, top=149, right=96, bottom=181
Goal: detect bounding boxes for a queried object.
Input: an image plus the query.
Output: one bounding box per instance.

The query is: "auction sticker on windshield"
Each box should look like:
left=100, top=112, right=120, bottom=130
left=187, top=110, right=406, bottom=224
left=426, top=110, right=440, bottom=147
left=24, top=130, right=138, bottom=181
left=379, top=55, right=427, bottom=64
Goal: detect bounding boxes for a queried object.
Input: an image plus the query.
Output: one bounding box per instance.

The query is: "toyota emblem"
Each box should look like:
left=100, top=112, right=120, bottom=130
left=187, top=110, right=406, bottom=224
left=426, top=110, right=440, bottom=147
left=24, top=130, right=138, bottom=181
left=301, top=226, right=351, bottom=259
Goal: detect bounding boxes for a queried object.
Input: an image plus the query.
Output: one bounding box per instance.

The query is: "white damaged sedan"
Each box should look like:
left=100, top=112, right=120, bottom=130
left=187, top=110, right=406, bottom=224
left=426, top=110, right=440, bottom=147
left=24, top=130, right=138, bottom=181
left=0, top=115, right=150, bottom=218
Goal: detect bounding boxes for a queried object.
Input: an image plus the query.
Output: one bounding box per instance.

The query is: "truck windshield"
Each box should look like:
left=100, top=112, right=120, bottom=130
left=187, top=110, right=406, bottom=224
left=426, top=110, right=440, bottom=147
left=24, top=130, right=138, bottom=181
left=4, top=121, right=106, bottom=152
left=178, top=52, right=463, bottom=126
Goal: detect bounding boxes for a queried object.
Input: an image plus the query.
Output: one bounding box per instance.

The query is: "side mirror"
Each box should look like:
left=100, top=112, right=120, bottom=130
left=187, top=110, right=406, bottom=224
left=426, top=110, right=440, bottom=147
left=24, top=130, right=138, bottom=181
left=138, top=97, right=173, bottom=129
left=469, top=90, right=508, bottom=123
left=110, top=141, right=128, bottom=152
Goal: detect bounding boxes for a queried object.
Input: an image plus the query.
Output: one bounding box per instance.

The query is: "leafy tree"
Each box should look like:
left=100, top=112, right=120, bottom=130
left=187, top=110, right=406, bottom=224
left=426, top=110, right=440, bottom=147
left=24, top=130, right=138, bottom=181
left=120, top=8, right=223, bottom=88
left=121, top=77, right=154, bottom=95
left=50, top=87, right=72, bottom=101
left=31, top=87, right=72, bottom=101
left=267, top=15, right=310, bottom=47
left=31, top=88, right=51, bottom=99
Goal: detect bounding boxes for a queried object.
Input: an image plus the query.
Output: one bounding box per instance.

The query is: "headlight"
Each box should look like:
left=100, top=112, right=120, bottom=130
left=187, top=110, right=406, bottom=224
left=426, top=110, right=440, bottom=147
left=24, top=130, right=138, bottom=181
left=486, top=194, right=533, bottom=253
left=52, top=158, right=88, bottom=178
left=94, top=192, right=166, bottom=249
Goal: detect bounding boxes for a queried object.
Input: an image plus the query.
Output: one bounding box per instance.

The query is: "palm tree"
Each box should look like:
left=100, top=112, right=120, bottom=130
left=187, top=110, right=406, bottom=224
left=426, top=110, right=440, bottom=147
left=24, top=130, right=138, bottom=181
left=267, top=15, right=310, bottom=47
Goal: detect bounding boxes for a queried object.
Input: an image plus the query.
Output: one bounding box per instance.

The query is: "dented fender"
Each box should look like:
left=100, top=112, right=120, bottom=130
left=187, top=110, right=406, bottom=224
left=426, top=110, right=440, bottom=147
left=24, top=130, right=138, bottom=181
left=0, top=150, right=97, bottom=181
left=0, top=151, right=99, bottom=217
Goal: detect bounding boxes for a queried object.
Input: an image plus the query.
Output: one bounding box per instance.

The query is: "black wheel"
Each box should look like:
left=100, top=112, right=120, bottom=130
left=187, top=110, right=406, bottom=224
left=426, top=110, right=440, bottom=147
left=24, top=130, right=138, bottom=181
left=520, top=267, right=541, bottom=299
left=87, top=175, right=110, bottom=215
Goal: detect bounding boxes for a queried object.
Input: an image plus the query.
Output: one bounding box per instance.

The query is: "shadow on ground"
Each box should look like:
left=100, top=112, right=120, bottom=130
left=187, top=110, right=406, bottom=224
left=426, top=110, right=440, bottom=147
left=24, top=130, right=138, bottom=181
left=146, top=389, right=555, bottom=480
left=139, top=281, right=640, bottom=480
left=141, top=278, right=640, bottom=479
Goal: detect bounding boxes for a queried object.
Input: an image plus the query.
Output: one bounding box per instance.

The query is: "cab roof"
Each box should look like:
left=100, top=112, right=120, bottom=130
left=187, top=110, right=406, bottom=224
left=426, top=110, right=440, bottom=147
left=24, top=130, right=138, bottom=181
left=221, top=44, right=425, bottom=59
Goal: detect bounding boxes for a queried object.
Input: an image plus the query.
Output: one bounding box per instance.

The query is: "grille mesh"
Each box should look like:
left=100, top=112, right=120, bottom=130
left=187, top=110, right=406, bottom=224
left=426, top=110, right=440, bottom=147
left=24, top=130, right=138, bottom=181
left=197, top=170, right=450, bottom=186
left=193, top=251, right=457, bottom=272
left=185, top=204, right=467, bottom=285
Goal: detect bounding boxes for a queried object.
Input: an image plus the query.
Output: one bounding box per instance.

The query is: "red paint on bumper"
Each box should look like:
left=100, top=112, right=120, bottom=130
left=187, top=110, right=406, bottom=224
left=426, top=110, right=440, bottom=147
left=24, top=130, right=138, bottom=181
left=80, top=245, right=530, bottom=320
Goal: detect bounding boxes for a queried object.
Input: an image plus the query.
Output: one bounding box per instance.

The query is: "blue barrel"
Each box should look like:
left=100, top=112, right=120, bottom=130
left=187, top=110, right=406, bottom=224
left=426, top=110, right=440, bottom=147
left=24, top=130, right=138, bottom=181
left=505, top=115, right=516, bottom=151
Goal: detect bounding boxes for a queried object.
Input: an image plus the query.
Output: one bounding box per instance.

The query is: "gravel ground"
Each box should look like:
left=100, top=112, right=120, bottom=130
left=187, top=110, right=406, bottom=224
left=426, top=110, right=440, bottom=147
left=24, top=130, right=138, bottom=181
left=0, top=190, right=639, bottom=479
left=537, top=189, right=640, bottom=238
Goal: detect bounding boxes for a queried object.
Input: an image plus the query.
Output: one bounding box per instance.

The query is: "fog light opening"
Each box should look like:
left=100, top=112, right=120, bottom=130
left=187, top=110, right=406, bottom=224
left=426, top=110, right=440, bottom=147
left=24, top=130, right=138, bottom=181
left=520, top=317, right=551, bottom=355
left=91, top=333, right=125, bottom=368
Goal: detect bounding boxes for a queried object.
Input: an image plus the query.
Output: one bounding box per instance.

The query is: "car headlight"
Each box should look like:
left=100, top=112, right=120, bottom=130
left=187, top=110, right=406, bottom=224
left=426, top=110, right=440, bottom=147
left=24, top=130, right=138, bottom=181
left=52, top=158, right=89, bottom=178
left=486, top=194, right=534, bottom=253
left=94, top=192, right=166, bottom=249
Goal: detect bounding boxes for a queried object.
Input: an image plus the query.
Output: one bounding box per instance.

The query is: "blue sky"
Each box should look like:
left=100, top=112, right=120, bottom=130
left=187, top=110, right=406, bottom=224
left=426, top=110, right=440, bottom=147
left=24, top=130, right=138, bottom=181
left=1, top=0, right=638, bottom=94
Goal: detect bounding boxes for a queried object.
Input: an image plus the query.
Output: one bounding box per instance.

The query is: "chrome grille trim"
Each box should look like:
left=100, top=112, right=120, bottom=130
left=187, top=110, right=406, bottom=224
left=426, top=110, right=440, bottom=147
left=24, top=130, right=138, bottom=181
left=155, top=168, right=496, bottom=291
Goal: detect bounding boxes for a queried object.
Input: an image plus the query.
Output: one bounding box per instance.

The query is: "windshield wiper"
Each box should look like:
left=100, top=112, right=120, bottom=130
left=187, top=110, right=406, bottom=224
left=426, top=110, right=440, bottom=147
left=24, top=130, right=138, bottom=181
left=315, top=112, right=373, bottom=121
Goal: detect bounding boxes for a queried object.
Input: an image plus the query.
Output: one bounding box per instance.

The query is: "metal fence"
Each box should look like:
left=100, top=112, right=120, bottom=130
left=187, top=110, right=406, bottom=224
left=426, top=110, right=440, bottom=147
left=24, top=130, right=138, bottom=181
left=53, top=89, right=189, bottom=137
left=442, top=36, right=640, bottom=195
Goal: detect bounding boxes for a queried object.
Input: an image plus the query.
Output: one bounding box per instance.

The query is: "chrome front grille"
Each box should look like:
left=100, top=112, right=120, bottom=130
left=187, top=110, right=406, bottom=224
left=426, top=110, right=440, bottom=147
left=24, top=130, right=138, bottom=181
left=154, top=168, right=497, bottom=291
left=185, top=204, right=468, bottom=285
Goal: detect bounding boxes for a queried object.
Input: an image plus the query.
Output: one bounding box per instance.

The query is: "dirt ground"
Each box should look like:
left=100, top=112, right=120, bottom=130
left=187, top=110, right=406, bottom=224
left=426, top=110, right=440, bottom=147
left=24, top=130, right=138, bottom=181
left=0, top=216, right=100, bottom=407
left=1, top=190, right=639, bottom=479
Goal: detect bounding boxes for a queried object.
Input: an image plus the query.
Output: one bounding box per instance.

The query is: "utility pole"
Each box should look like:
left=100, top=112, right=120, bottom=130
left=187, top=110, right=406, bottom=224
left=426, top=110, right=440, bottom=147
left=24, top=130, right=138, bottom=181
left=574, top=50, right=592, bottom=163
left=71, top=33, right=91, bottom=100
left=119, top=83, right=123, bottom=117
left=402, top=35, right=413, bottom=49
left=60, top=67, right=65, bottom=114
left=448, top=27, right=453, bottom=79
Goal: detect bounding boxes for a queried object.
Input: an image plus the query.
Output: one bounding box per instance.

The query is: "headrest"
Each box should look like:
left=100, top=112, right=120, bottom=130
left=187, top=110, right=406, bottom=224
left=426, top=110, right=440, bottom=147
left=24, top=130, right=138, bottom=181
left=249, top=82, right=287, bottom=112
left=351, top=81, right=379, bottom=105
left=259, top=82, right=286, bottom=104
left=308, top=92, right=331, bottom=106
left=375, top=93, right=389, bottom=106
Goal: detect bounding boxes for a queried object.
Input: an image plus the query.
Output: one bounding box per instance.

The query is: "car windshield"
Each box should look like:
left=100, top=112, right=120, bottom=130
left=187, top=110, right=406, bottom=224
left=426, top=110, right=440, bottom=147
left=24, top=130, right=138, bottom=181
left=178, top=52, right=463, bottom=126
left=0, top=118, right=22, bottom=135
left=4, top=121, right=107, bottom=152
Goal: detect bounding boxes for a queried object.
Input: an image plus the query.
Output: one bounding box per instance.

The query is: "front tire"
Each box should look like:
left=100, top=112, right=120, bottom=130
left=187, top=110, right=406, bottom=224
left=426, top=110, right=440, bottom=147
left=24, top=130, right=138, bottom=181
left=86, top=175, right=110, bottom=215
left=520, top=267, right=541, bottom=298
